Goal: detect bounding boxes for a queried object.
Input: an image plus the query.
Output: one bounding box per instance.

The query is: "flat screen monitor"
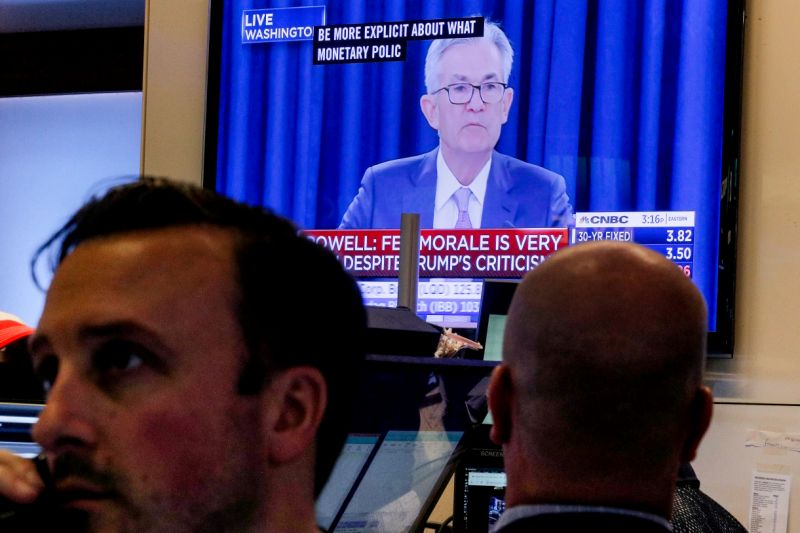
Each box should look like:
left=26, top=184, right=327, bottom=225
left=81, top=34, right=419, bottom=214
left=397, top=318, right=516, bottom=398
left=458, top=466, right=507, bottom=531
left=0, top=403, right=42, bottom=458
left=314, top=355, right=496, bottom=532
left=204, top=1, right=744, bottom=355
left=453, top=425, right=506, bottom=533
left=332, top=430, right=462, bottom=532
left=316, top=434, right=381, bottom=531
left=475, top=279, right=518, bottom=361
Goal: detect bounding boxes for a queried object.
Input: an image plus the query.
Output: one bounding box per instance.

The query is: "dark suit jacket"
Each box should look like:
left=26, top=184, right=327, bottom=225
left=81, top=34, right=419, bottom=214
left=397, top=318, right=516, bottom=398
left=493, top=511, right=672, bottom=532
left=338, top=148, right=574, bottom=229
left=672, top=464, right=747, bottom=533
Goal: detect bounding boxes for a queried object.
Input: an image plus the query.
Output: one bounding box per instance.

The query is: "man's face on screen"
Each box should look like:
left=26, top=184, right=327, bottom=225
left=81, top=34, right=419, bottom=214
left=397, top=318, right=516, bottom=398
left=421, top=39, right=514, bottom=162
left=30, top=227, right=269, bottom=533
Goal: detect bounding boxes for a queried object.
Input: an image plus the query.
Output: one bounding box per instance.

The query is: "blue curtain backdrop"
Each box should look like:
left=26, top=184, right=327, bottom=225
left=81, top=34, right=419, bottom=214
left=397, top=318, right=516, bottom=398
left=214, top=0, right=728, bottom=327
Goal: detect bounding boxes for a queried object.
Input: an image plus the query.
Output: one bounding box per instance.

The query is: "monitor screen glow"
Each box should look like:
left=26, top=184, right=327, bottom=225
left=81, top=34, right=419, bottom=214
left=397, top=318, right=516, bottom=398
left=205, top=0, right=743, bottom=355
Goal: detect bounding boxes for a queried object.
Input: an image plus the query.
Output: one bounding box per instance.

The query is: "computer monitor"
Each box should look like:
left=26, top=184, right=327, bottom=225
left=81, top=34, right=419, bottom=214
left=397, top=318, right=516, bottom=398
left=315, top=355, right=496, bottom=531
left=453, top=425, right=506, bottom=533
left=0, top=403, right=42, bottom=458
left=316, top=434, right=382, bottom=530
left=331, top=430, right=463, bottom=532
left=476, top=279, right=519, bottom=362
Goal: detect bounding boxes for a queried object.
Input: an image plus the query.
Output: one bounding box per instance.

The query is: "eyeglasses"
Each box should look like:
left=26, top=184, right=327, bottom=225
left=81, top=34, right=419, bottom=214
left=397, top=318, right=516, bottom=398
left=432, top=82, right=508, bottom=105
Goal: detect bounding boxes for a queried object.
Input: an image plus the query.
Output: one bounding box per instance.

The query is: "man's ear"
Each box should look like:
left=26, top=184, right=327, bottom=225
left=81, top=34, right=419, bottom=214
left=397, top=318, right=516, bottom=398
left=500, top=87, right=514, bottom=124
left=680, top=385, right=713, bottom=463
left=420, top=94, right=439, bottom=130
left=488, top=364, right=513, bottom=445
left=262, top=366, right=327, bottom=465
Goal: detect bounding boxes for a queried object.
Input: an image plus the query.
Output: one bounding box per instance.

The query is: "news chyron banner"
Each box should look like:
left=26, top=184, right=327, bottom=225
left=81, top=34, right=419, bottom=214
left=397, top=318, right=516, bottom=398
left=240, top=5, right=483, bottom=64
left=305, top=212, right=694, bottom=280
left=305, top=228, right=567, bottom=278
left=305, top=212, right=694, bottom=326
left=572, top=211, right=696, bottom=278
left=242, top=6, right=326, bottom=43
left=305, top=228, right=567, bottom=326
left=312, top=17, right=483, bottom=64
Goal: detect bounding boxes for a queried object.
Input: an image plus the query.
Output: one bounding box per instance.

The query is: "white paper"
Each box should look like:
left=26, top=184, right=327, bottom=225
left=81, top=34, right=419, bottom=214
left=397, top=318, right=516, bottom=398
left=749, top=471, right=791, bottom=533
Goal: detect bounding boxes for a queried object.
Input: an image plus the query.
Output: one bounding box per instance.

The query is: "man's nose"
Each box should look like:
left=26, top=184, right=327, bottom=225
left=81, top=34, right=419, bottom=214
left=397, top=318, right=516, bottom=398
left=465, top=86, right=486, bottom=111
left=32, top=364, right=97, bottom=453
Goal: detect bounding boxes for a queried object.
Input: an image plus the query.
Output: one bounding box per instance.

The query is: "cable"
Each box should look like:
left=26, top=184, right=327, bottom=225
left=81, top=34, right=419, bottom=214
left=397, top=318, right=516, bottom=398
left=436, top=515, right=454, bottom=532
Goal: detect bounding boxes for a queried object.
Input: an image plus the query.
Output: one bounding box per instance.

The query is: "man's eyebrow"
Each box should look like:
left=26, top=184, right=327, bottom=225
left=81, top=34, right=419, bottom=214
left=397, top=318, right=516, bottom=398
left=449, top=73, right=501, bottom=82
left=30, top=321, right=171, bottom=357
left=79, top=322, right=151, bottom=340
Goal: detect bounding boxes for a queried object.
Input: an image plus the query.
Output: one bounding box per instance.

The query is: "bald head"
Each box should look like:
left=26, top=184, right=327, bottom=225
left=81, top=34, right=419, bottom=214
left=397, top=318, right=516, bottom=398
left=490, top=241, right=711, bottom=511
left=505, top=241, right=706, bottom=389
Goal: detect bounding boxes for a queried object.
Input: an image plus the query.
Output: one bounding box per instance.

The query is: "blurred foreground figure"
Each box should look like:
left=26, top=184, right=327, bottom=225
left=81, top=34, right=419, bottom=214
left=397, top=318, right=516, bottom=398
left=488, top=241, right=713, bottom=532
left=0, top=177, right=366, bottom=533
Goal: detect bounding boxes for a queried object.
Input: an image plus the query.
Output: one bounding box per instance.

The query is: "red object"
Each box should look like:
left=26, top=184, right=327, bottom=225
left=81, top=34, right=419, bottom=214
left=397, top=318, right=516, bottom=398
left=305, top=228, right=569, bottom=278
left=0, top=314, right=34, bottom=349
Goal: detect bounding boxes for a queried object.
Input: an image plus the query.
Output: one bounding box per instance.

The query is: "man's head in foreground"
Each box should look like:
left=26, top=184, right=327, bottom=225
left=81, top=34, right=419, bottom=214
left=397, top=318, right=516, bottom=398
left=28, top=177, right=366, bottom=532
left=488, top=241, right=712, bottom=519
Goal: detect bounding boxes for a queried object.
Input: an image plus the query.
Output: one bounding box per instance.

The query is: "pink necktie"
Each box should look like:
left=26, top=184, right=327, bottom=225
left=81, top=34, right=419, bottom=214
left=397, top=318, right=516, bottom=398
left=453, top=187, right=473, bottom=229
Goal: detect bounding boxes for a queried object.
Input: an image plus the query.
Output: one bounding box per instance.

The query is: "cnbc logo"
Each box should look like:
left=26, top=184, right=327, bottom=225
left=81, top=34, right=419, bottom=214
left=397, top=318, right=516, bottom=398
left=588, top=215, right=629, bottom=224
left=576, top=214, right=630, bottom=226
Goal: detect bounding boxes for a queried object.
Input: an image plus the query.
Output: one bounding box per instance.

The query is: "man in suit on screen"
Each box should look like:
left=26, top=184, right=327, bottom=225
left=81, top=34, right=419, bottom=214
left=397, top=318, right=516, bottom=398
left=339, top=20, right=574, bottom=230
left=487, top=241, right=713, bottom=532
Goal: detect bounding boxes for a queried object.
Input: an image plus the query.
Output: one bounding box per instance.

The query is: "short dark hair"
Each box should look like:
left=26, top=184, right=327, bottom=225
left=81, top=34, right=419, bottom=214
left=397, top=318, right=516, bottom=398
left=33, top=177, right=367, bottom=496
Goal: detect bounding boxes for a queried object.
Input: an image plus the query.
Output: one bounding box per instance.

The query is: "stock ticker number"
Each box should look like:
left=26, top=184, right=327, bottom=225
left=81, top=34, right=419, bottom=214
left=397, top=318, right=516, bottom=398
left=666, top=229, right=693, bottom=243
left=665, top=246, right=692, bottom=262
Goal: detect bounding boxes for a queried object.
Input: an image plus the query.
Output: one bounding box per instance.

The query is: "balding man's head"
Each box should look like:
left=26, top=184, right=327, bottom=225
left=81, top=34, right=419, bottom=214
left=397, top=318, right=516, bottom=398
left=506, top=241, right=706, bottom=393
left=489, top=242, right=712, bottom=512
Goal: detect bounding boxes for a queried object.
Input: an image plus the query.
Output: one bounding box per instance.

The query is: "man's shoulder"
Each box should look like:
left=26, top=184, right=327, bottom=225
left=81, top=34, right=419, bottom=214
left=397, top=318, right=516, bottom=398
left=493, top=152, right=565, bottom=187
left=367, top=150, right=434, bottom=178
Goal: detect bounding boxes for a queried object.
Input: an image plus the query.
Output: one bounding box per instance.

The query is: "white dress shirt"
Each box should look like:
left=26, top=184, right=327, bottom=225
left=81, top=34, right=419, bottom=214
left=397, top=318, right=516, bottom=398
left=433, top=150, right=491, bottom=229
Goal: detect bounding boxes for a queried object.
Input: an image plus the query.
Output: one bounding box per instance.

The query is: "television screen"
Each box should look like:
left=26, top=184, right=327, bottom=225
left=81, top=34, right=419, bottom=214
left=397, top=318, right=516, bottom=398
left=205, top=0, right=743, bottom=355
